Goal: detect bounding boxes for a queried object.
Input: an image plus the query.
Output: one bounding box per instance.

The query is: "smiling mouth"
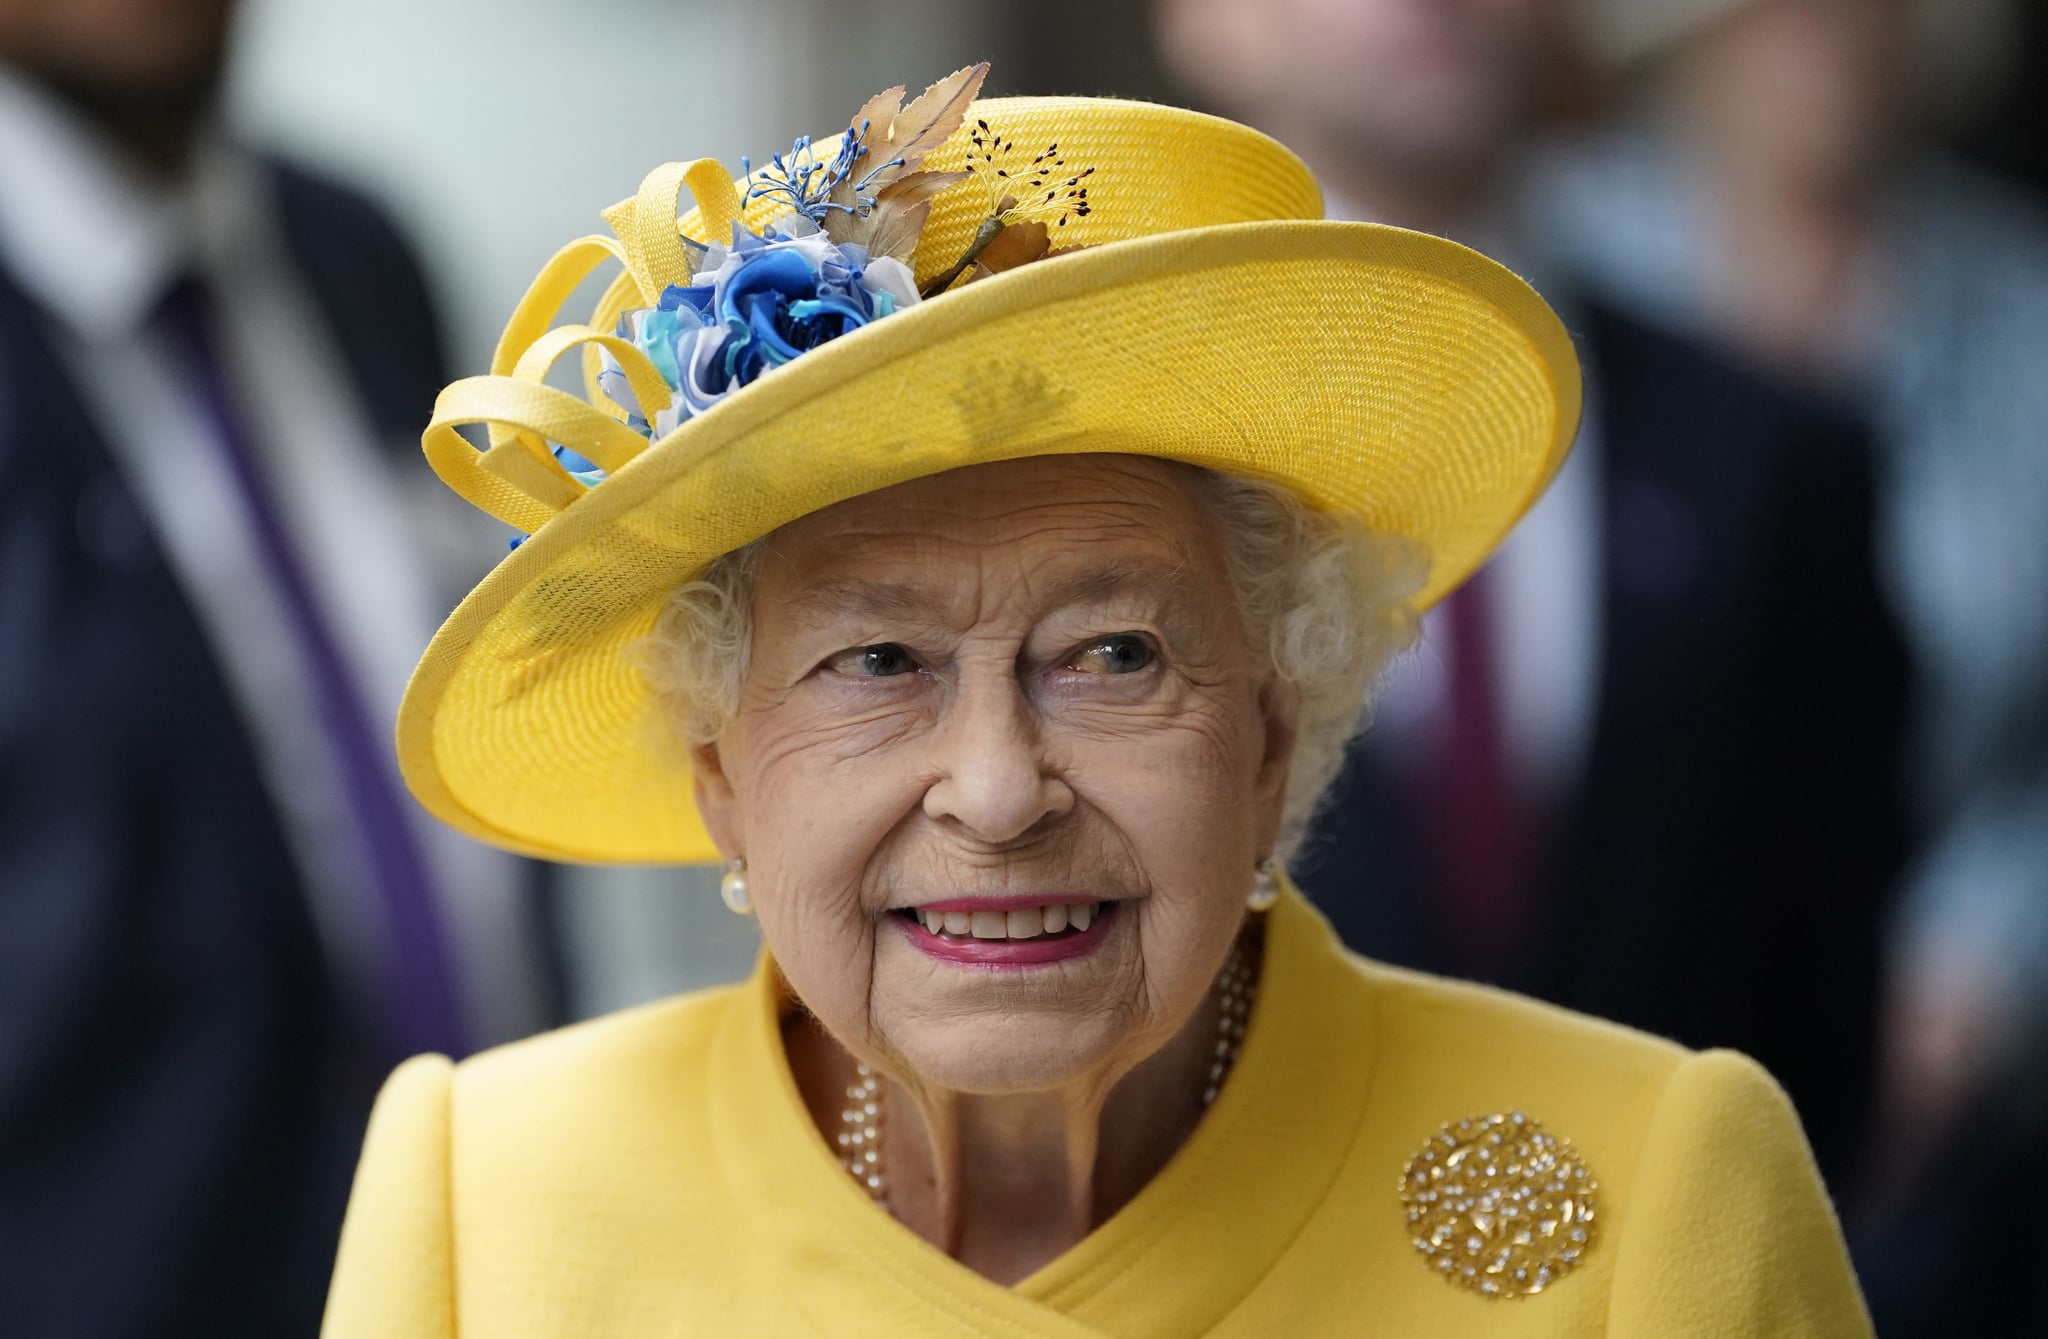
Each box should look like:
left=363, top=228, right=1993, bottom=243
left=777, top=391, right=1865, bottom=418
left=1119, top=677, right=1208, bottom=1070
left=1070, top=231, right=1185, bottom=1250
left=890, top=900, right=1116, bottom=942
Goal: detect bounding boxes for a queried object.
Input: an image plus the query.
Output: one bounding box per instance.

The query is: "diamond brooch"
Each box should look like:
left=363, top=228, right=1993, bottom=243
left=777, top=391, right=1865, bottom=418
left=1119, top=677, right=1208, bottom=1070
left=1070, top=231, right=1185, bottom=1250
left=1398, top=1111, right=1597, bottom=1299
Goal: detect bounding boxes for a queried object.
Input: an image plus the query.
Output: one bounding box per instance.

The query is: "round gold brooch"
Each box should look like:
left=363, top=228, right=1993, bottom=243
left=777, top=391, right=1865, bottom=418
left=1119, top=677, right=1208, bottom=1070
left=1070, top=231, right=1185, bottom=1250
left=1397, top=1111, right=1597, bottom=1299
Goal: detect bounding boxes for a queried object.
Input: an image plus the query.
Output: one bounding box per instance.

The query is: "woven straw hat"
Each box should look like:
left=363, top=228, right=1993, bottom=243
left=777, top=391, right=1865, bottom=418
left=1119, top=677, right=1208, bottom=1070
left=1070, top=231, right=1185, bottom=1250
left=400, top=87, right=1581, bottom=865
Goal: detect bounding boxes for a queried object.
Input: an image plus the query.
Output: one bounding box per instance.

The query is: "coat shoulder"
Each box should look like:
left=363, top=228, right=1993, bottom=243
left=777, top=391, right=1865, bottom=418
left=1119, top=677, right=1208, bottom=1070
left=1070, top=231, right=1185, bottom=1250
left=1315, top=955, right=1868, bottom=1334
left=449, top=981, right=746, bottom=1119
left=1351, top=950, right=1694, bottom=1092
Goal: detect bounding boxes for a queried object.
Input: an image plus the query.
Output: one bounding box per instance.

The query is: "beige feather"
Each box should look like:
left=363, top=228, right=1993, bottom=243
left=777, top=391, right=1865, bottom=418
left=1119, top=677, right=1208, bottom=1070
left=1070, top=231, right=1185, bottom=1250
left=823, top=85, right=904, bottom=219
left=877, top=63, right=988, bottom=184
left=828, top=63, right=987, bottom=214
left=849, top=85, right=906, bottom=148
left=823, top=66, right=986, bottom=256
left=876, top=169, right=971, bottom=209
left=830, top=169, right=969, bottom=261
left=857, top=201, right=932, bottom=265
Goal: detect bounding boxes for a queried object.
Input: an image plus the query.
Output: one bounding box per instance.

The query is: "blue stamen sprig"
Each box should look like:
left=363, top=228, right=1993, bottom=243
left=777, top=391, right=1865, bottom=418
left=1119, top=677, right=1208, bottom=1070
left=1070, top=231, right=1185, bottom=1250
left=741, top=121, right=912, bottom=225
left=740, top=132, right=847, bottom=222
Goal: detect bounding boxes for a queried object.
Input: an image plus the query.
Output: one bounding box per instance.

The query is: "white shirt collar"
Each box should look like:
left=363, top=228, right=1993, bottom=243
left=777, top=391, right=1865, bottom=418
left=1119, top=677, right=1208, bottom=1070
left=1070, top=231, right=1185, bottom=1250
left=0, top=64, right=263, bottom=339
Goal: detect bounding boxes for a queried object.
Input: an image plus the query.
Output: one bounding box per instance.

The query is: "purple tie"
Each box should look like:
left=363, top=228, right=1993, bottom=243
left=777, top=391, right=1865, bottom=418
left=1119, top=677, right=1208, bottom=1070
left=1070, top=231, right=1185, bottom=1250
left=157, top=276, right=467, bottom=1060
left=1417, top=569, right=1530, bottom=978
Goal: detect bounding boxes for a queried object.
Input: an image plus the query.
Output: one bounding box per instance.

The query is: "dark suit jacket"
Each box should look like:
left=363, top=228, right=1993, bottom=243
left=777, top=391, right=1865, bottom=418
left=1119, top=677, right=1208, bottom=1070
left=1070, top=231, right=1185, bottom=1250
left=1301, top=303, right=1911, bottom=1185
left=0, top=159, right=451, bottom=1339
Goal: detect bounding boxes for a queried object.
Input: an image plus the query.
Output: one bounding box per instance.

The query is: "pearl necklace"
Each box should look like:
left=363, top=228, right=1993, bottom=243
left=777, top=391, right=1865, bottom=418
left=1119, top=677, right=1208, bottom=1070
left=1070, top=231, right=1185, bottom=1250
left=836, top=931, right=1261, bottom=1204
left=838, top=1064, right=887, bottom=1198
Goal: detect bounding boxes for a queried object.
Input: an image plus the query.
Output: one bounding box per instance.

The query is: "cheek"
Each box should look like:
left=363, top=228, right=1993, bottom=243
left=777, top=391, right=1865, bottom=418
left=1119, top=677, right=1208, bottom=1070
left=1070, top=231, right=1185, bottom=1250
left=730, top=702, right=933, bottom=1042
left=733, top=694, right=928, bottom=890
left=1062, top=690, right=1267, bottom=863
left=1058, top=691, right=1268, bottom=947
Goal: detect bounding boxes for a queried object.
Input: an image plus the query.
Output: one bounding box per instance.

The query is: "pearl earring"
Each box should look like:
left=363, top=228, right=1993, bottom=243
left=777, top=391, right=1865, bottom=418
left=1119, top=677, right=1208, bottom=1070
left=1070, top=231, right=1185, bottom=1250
left=720, top=858, right=753, bottom=916
left=1247, top=856, right=1280, bottom=912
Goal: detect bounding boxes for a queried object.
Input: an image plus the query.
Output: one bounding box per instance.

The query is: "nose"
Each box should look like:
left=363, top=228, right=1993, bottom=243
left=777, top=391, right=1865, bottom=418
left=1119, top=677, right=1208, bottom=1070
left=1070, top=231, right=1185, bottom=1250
left=921, top=672, right=1073, bottom=844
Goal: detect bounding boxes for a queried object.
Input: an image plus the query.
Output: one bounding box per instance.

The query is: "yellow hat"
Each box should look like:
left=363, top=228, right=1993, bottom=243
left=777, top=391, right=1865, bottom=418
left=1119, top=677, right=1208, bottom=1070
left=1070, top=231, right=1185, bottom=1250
left=400, top=70, right=1581, bottom=865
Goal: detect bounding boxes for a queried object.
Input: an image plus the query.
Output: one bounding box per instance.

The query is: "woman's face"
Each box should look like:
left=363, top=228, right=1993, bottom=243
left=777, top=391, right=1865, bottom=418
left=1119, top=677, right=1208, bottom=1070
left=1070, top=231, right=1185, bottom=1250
left=693, top=454, right=1295, bottom=1095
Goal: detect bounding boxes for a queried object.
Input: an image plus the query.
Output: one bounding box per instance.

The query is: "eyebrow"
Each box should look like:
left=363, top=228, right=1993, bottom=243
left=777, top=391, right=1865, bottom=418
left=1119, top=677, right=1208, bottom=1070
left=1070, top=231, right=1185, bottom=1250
left=780, top=559, right=1197, bottom=626
left=782, top=578, right=946, bottom=625
left=1038, top=559, right=1196, bottom=611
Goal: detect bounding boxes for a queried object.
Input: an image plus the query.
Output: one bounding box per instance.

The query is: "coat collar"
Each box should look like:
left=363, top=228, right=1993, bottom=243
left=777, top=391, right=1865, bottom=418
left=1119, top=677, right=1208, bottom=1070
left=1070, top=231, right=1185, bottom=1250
left=705, top=883, right=1380, bottom=1336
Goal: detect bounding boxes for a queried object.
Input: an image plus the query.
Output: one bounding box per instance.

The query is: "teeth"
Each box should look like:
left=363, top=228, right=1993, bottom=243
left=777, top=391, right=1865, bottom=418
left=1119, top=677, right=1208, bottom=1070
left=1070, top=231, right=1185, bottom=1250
left=915, top=902, right=1105, bottom=939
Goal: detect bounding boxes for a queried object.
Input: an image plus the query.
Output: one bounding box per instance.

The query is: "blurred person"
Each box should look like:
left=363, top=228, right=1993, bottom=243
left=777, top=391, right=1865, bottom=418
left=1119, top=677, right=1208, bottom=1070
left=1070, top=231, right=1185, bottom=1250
left=325, top=72, right=1871, bottom=1336
left=1536, top=0, right=2048, bottom=1329
left=1155, top=0, right=1910, bottom=1185
left=0, top=1, right=552, bottom=1335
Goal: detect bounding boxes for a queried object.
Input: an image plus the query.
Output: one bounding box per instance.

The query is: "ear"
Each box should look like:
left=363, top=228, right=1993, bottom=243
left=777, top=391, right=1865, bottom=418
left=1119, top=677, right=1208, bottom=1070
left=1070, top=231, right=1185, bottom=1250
left=1251, top=678, right=1300, bottom=855
left=690, top=737, right=745, bottom=860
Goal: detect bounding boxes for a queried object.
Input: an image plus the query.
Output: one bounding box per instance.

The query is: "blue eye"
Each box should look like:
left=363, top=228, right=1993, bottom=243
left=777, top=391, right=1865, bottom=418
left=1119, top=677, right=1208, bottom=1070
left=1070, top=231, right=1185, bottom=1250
left=827, top=643, right=916, bottom=677
left=1068, top=634, right=1154, bottom=675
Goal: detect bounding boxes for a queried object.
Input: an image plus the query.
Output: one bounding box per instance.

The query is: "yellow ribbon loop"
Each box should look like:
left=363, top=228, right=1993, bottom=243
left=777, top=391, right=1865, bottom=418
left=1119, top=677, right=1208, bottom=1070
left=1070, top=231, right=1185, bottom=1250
left=581, top=268, right=654, bottom=404
left=601, top=158, right=743, bottom=300
left=421, top=382, right=573, bottom=538
left=680, top=157, right=744, bottom=243
left=513, top=325, right=672, bottom=437
left=603, top=162, right=690, bottom=298
left=455, top=375, right=651, bottom=480
left=489, top=236, right=627, bottom=380
left=421, top=427, right=563, bottom=533
left=423, top=372, right=663, bottom=535
left=477, top=429, right=585, bottom=510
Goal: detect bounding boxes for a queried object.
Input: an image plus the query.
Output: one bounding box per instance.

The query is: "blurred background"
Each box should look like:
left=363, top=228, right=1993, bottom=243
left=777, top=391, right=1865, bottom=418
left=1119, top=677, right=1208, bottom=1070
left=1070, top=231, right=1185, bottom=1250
left=2, top=0, right=2042, bottom=1334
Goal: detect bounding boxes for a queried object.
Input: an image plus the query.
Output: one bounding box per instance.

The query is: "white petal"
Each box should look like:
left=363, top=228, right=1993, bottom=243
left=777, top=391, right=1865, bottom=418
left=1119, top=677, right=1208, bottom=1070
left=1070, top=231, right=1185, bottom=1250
left=862, top=256, right=921, bottom=310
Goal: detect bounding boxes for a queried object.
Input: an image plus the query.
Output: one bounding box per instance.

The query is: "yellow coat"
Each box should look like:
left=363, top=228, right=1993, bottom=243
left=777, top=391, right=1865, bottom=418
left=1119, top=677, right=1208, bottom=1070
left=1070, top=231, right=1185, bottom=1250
left=323, top=890, right=1872, bottom=1336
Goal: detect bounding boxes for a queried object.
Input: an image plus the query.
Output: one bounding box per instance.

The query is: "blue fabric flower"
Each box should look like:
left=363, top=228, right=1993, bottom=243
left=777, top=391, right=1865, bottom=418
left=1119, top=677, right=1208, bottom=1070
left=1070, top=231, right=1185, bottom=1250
left=583, top=219, right=921, bottom=487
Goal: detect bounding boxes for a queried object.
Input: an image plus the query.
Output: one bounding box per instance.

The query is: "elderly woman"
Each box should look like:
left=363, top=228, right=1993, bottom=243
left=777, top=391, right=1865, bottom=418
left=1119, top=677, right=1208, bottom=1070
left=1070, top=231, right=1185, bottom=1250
left=324, top=70, right=1871, bottom=1335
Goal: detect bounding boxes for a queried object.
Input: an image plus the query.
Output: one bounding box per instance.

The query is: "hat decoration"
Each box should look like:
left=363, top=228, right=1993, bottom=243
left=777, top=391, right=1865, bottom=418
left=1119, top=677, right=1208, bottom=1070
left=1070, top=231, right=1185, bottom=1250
left=560, top=63, right=1090, bottom=496
left=402, top=73, right=1580, bottom=863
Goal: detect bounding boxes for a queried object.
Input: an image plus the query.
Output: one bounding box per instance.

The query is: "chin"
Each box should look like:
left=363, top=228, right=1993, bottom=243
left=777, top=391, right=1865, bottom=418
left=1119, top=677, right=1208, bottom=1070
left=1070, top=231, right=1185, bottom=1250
left=881, top=1011, right=1132, bottom=1096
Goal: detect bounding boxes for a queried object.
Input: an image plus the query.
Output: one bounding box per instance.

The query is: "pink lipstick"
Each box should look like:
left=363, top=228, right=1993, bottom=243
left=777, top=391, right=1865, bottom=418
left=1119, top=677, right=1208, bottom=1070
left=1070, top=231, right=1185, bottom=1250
left=893, top=900, right=1118, bottom=968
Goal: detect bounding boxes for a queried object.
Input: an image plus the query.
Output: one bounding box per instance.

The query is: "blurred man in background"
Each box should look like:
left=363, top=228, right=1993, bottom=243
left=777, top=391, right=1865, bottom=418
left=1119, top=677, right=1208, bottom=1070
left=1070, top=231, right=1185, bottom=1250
left=1536, top=2, right=2048, bottom=1330
left=1155, top=0, right=1910, bottom=1189
left=0, top=1, right=552, bottom=1334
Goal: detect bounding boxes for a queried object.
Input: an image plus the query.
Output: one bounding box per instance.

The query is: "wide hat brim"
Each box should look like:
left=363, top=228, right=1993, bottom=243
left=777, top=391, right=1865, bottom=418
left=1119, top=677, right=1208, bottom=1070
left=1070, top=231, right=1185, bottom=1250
left=400, top=111, right=1580, bottom=865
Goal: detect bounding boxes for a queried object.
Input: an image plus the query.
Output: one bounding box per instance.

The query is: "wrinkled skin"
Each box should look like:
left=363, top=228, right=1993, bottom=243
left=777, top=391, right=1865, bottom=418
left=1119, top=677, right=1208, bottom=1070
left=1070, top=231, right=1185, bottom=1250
left=692, top=454, right=1297, bottom=1278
